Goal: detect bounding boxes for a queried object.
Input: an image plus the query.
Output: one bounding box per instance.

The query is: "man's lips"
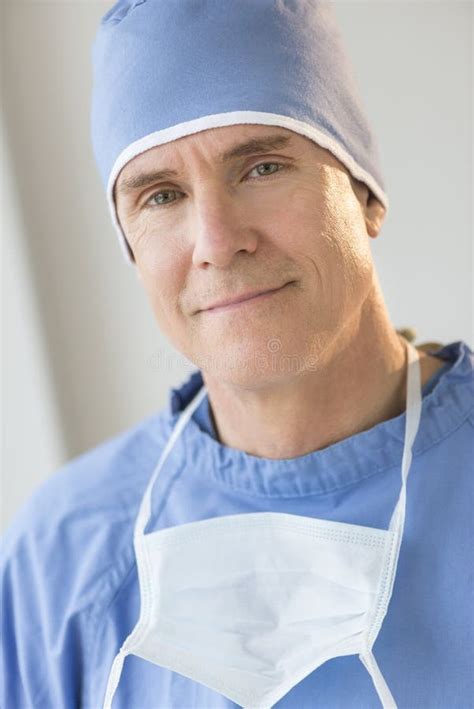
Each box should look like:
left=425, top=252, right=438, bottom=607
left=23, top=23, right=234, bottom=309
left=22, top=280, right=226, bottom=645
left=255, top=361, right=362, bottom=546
left=198, top=282, right=294, bottom=314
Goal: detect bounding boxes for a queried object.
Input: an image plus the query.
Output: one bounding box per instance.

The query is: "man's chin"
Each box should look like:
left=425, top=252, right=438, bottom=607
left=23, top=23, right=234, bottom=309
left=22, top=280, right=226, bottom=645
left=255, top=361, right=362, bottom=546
left=193, top=338, right=311, bottom=387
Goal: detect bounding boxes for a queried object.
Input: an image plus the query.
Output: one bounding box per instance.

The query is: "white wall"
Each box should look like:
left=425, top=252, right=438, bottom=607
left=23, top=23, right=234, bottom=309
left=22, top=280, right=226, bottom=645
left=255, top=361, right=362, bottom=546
left=2, top=104, right=67, bottom=530
left=2, top=1, right=472, bottom=532
left=332, top=1, right=473, bottom=344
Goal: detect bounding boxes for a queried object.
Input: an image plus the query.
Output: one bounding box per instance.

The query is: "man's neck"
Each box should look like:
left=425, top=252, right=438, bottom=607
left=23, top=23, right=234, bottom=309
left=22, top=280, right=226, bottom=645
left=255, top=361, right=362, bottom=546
left=202, top=299, right=443, bottom=460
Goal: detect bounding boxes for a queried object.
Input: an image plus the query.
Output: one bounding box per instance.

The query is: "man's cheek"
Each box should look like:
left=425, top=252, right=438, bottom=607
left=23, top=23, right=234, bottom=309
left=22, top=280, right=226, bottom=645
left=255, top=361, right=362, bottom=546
left=124, top=217, right=147, bottom=254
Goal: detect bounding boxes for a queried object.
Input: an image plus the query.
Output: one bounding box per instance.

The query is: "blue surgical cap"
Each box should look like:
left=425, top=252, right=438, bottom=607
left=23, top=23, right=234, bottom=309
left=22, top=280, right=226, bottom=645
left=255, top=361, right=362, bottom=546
left=90, top=0, right=389, bottom=264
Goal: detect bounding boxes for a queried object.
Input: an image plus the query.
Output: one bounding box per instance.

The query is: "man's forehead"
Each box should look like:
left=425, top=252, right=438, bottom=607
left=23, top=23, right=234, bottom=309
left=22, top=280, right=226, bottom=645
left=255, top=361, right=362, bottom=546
left=131, top=123, right=298, bottom=164
left=115, top=125, right=326, bottom=195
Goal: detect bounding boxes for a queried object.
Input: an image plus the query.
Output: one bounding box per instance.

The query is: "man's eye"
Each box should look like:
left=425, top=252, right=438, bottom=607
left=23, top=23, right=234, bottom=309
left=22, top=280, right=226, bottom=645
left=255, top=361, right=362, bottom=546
left=247, top=162, right=283, bottom=179
left=144, top=162, right=284, bottom=209
left=146, top=189, right=180, bottom=208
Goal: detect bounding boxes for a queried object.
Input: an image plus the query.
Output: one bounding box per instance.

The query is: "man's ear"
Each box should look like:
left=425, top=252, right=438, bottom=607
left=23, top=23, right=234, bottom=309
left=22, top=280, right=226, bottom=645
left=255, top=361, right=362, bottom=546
left=364, top=194, right=386, bottom=239
left=349, top=175, right=386, bottom=238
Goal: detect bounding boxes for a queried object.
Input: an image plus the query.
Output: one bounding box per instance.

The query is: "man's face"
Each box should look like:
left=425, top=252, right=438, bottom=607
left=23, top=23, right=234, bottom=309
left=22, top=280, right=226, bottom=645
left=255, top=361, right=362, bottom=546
left=115, top=124, right=382, bottom=385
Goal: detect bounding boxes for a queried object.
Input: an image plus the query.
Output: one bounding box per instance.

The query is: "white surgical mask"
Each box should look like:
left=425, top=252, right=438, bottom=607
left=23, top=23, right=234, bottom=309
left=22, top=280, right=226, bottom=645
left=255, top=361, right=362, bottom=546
left=103, top=340, right=421, bottom=709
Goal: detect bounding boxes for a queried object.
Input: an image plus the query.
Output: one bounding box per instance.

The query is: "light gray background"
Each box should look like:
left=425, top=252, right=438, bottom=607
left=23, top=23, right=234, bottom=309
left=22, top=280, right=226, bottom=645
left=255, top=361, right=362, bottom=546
left=2, top=1, right=472, bottom=532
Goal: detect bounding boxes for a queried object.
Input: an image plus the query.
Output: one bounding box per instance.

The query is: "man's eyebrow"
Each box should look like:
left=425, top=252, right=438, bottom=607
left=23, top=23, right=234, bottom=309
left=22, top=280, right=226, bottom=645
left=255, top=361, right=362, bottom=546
left=116, top=133, right=294, bottom=195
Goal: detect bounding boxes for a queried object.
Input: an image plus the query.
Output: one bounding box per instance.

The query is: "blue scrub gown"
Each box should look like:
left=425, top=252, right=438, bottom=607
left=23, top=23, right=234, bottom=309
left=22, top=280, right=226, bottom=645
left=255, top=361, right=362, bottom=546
left=2, top=341, right=473, bottom=709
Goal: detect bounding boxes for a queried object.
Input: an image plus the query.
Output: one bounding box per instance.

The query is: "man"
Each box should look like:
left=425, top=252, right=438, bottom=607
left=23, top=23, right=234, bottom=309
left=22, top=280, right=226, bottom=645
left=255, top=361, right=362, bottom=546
left=2, top=1, right=472, bottom=708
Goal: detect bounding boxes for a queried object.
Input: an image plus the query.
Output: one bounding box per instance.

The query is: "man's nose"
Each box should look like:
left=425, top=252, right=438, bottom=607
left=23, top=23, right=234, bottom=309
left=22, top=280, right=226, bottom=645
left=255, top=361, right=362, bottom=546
left=191, top=190, right=259, bottom=269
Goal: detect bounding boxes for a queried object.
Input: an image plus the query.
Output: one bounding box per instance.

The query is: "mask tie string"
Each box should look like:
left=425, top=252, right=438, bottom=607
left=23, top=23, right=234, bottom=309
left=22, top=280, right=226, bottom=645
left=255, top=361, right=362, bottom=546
left=359, top=340, right=422, bottom=709
left=101, top=383, right=208, bottom=709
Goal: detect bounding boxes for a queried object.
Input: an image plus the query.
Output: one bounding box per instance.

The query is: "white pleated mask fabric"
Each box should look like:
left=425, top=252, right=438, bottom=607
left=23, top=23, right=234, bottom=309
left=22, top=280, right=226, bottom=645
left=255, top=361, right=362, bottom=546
left=103, top=340, right=421, bottom=709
